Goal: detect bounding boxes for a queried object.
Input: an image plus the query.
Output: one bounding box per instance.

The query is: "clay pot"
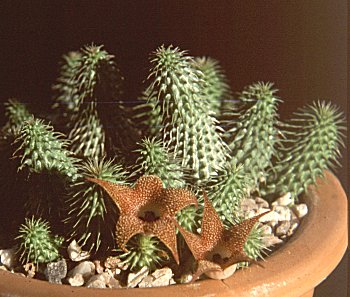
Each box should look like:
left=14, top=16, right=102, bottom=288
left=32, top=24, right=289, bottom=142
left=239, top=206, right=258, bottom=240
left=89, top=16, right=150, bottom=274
left=0, top=171, right=347, bottom=297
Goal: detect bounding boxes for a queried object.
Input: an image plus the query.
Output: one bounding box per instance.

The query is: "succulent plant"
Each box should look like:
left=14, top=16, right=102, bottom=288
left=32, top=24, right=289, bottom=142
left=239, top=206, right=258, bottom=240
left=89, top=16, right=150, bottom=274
left=117, top=234, right=169, bottom=272
left=142, top=45, right=229, bottom=185
left=16, top=216, right=64, bottom=265
left=132, top=137, right=185, bottom=188
left=13, top=118, right=79, bottom=181
left=68, top=102, right=106, bottom=160
left=65, top=157, right=128, bottom=252
left=266, top=101, right=345, bottom=202
left=1, top=42, right=345, bottom=282
left=2, top=99, right=32, bottom=136
left=52, top=51, right=82, bottom=128
left=209, top=164, right=249, bottom=223
left=224, top=82, right=281, bottom=190
left=76, top=44, right=139, bottom=155
left=193, top=56, right=232, bottom=116
left=10, top=118, right=79, bottom=224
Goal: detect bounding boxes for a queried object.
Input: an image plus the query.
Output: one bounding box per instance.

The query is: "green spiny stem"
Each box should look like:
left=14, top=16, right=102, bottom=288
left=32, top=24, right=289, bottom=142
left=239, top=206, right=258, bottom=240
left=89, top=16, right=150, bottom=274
left=52, top=51, right=82, bottom=126
left=117, top=234, right=169, bottom=272
left=16, top=216, right=64, bottom=265
left=133, top=137, right=186, bottom=188
left=144, top=45, right=229, bottom=186
left=266, top=101, right=345, bottom=202
left=68, top=102, right=106, bottom=160
left=224, top=82, right=281, bottom=190
left=13, top=118, right=79, bottom=181
left=193, top=57, right=233, bottom=116
left=208, top=164, right=249, bottom=224
left=75, top=44, right=123, bottom=105
left=71, top=44, right=138, bottom=157
left=239, top=223, right=267, bottom=268
left=133, top=89, right=163, bottom=139
left=66, top=157, right=128, bottom=253
left=2, top=99, right=31, bottom=136
left=224, top=214, right=267, bottom=268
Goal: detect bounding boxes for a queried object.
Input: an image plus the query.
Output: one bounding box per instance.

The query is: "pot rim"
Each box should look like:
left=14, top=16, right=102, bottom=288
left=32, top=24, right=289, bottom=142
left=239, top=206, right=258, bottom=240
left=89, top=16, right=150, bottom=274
left=0, top=171, right=347, bottom=297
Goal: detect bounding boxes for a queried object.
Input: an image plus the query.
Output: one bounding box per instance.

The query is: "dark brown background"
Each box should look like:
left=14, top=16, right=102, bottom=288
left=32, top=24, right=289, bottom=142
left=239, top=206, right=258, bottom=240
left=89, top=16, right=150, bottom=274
left=0, top=1, right=348, bottom=296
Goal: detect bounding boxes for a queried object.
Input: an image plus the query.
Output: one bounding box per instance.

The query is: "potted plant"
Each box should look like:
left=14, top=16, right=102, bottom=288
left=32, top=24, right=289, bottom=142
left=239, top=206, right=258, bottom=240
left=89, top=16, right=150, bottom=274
left=0, top=44, right=347, bottom=297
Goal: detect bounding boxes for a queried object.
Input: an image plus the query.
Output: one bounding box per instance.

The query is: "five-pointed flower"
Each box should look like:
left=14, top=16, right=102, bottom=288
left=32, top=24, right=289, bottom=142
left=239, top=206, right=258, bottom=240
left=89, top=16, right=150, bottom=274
left=87, top=175, right=197, bottom=264
left=175, top=192, right=269, bottom=280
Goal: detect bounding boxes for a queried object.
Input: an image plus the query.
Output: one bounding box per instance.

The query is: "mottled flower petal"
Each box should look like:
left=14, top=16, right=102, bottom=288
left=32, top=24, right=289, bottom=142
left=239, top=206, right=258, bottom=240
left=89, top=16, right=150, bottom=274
left=116, top=215, right=144, bottom=251
left=88, top=175, right=198, bottom=264
left=144, top=217, right=179, bottom=264
left=177, top=192, right=270, bottom=280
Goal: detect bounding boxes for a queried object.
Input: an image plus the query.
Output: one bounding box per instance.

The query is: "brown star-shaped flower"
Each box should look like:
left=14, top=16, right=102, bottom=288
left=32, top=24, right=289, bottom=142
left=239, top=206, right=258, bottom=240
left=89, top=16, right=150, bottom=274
left=87, top=175, right=197, bottom=264
left=175, top=192, right=269, bottom=281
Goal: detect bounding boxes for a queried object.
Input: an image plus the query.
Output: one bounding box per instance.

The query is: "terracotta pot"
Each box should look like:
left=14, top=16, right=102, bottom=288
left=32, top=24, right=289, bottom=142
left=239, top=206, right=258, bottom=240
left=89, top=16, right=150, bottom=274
left=0, top=171, right=347, bottom=297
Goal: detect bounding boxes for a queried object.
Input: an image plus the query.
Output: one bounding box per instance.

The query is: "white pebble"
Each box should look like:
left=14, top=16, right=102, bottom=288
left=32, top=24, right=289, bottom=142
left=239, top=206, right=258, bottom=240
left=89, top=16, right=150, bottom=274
left=272, top=192, right=293, bottom=206
left=241, top=198, right=258, bottom=212
left=67, top=261, right=95, bottom=282
left=67, top=273, right=84, bottom=287
left=260, top=224, right=272, bottom=235
left=255, top=197, right=270, bottom=209
left=86, top=279, right=106, bottom=288
left=0, top=248, right=17, bottom=269
left=276, top=221, right=291, bottom=237
left=257, top=208, right=275, bottom=222
left=287, top=221, right=299, bottom=237
left=272, top=205, right=292, bottom=221
left=127, top=266, right=149, bottom=288
left=151, top=267, right=173, bottom=287
left=261, top=235, right=283, bottom=247
left=291, top=204, right=308, bottom=219
left=67, top=240, right=90, bottom=262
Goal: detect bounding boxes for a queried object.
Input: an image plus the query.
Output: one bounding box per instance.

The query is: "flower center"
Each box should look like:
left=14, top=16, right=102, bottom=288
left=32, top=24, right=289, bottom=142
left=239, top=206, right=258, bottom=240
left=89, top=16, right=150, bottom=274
left=212, top=253, right=229, bottom=265
left=138, top=207, right=161, bottom=222
left=208, top=246, right=231, bottom=264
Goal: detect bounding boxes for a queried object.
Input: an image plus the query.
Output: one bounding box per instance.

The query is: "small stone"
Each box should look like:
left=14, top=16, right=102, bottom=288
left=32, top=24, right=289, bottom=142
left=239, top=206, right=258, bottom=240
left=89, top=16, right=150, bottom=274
left=267, top=220, right=278, bottom=228
left=107, top=277, right=122, bottom=288
left=256, top=208, right=274, bottom=222
left=255, top=197, right=270, bottom=209
left=272, top=192, right=293, bottom=206
left=86, top=279, right=106, bottom=288
left=85, top=273, right=110, bottom=288
left=291, top=204, right=308, bottom=219
left=151, top=267, right=173, bottom=287
left=23, top=263, right=36, bottom=278
left=260, top=224, right=272, bottom=235
left=0, top=248, right=17, bottom=269
left=276, top=221, right=291, bottom=237
left=68, top=273, right=84, bottom=287
left=127, top=266, right=149, bottom=288
left=138, top=275, right=154, bottom=288
left=246, top=209, right=257, bottom=219
left=45, top=259, right=67, bottom=284
left=67, top=261, right=95, bottom=282
left=272, top=205, right=292, bottom=221
left=104, top=256, right=121, bottom=270
left=287, top=221, right=299, bottom=237
left=105, top=267, right=121, bottom=277
left=261, top=235, right=283, bottom=248
left=178, top=273, right=193, bottom=284
left=67, top=240, right=90, bottom=262
left=241, top=198, right=258, bottom=212
left=94, top=260, right=104, bottom=274
left=205, top=263, right=237, bottom=280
